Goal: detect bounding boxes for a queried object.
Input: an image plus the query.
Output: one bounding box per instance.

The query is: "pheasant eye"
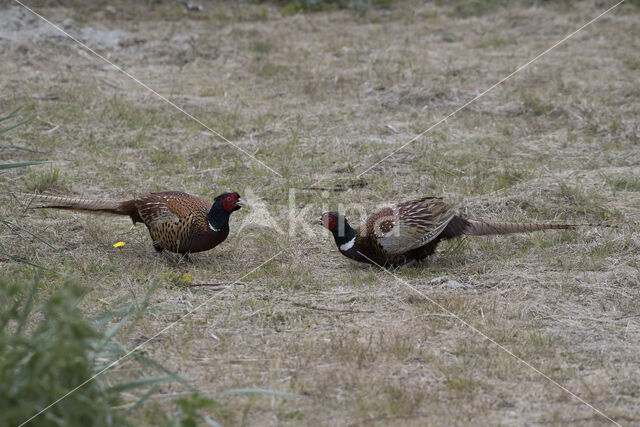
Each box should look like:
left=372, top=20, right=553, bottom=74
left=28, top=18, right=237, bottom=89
left=322, top=214, right=338, bottom=231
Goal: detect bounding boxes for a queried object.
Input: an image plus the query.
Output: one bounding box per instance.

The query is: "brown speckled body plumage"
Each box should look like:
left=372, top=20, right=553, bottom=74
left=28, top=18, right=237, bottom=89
left=322, top=197, right=577, bottom=267
left=135, top=192, right=230, bottom=253
left=29, top=191, right=243, bottom=254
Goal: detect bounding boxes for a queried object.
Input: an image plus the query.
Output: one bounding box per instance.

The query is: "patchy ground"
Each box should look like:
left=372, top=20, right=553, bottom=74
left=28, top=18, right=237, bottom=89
left=1, top=0, right=639, bottom=425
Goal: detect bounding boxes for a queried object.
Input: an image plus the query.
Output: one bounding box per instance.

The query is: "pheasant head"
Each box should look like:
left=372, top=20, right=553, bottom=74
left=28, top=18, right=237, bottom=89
left=215, top=192, right=245, bottom=212
left=319, top=212, right=357, bottom=251
left=208, top=192, right=245, bottom=231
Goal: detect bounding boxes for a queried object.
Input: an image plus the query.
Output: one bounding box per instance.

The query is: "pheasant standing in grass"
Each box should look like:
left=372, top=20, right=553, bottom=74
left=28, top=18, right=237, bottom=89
left=319, top=197, right=577, bottom=267
left=28, top=191, right=245, bottom=256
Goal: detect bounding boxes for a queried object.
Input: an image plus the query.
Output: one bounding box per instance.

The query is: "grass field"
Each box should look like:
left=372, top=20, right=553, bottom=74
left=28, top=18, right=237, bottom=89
left=1, top=0, right=639, bottom=425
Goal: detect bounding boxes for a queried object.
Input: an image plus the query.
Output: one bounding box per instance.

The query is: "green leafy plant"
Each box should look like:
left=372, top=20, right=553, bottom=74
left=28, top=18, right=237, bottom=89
left=0, top=108, right=46, bottom=167
left=171, top=393, right=222, bottom=427
left=0, top=272, right=184, bottom=426
left=0, top=107, right=47, bottom=164
left=0, top=108, right=52, bottom=266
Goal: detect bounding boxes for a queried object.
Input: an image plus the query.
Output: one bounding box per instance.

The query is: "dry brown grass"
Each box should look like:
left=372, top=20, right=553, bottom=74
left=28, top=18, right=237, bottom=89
left=1, top=0, right=639, bottom=425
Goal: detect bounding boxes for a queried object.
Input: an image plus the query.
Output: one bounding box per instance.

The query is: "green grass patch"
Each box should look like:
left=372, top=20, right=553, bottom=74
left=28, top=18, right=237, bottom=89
left=521, top=93, right=559, bottom=117
left=447, top=0, right=508, bottom=17
left=475, top=35, right=517, bottom=48
left=601, top=173, right=640, bottom=194
left=250, top=40, right=275, bottom=60
left=622, top=56, right=640, bottom=71
left=23, top=165, right=68, bottom=193
left=445, top=0, right=576, bottom=17
left=270, top=0, right=396, bottom=15
left=0, top=273, right=181, bottom=426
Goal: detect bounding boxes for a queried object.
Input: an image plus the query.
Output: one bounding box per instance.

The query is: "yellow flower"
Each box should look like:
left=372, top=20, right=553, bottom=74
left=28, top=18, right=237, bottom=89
left=179, top=273, right=193, bottom=283
left=113, top=241, right=125, bottom=248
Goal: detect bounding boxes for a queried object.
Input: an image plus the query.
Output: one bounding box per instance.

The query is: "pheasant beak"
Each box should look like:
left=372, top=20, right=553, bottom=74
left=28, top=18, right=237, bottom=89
left=235, top=198, right=247, bottom=209
left=315, top=216, right=324, bottom=226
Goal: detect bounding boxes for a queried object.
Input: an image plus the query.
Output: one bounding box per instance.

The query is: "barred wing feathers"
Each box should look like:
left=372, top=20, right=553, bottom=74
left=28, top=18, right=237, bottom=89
left=367, top=197, right=456, bottom=255
left=135, top=192, right=210, bottom=229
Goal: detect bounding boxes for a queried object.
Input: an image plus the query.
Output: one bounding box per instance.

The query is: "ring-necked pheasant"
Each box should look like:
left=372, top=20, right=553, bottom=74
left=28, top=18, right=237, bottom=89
left=28, top=191, right=245, bottom=255
left=319, top=197, right=579, bottom=267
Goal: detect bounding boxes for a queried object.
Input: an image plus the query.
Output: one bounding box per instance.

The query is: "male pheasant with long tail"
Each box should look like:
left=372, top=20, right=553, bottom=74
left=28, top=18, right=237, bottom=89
left=319, top=197, right=579, bottom=267
left=28, top=191, right=245, bottom=255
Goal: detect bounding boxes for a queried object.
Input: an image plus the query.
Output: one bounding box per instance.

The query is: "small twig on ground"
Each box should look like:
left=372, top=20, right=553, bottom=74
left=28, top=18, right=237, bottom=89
left=130, top=334, right=166, bottom=346
left=43, top=124, right=59, bottom=134
left=101, top=78, right=119, bottom=89
left=290, top=301, right=374, bottom=314
left=301, top=180, right=367, bottom=193
left=31, top=94, right=59, bottom=100
left=301, top=186, right=351, bottom=192
left=614, top=313, right=640, bottom=320
left=188, top=281, right=248, bottom=288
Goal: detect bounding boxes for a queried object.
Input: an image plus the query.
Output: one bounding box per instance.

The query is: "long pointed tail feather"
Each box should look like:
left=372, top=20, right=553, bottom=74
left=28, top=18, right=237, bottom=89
left=462, top=219, right=576, bottom=236
left=22, top=194, right=140, bottom=223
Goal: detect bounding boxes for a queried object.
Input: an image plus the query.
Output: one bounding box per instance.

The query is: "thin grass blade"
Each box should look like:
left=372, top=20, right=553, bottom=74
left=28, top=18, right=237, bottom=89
left=220, top=388, right=308, bottom=399
left=0, top=107, right=22, bottom=122
left=105, top=375, right=175, bottom=394
left=0, top=161, right=49, bottom=170
left=0, top=239, right=16, bottom=262
left=0, top=144, right=47, bottom=153
left=200, top=415, right=222, bottom=427
left=0, top=219, right=57, bottom=249
left=92, top=301, right=137, bottom=329
left=93, top=312, right=133, bottom=354
left=0, top=117, right=34, bottom=135
left=0, top=240, right=42, bottom=268
left=123, top=384, right=160, bottom=415
left=17, top=269, right=40, bottom=333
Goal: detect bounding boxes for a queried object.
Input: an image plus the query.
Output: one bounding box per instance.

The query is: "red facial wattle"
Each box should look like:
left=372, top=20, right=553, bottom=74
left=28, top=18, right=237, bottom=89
left=323, top=214, right=337, bottom=231
left=222, top=193, right=238, bottom=212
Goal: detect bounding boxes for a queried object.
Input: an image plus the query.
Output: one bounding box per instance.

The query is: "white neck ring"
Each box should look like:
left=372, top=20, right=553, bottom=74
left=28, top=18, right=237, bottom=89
left=339, top=236, right=356, bottom=251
